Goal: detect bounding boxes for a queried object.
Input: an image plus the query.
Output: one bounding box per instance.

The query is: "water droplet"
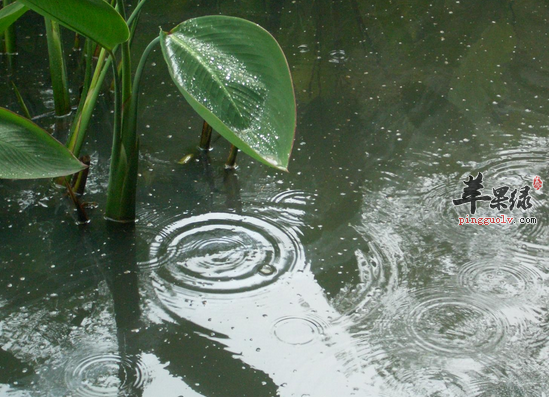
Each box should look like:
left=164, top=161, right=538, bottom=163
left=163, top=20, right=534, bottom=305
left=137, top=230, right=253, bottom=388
left=258, top=264, right=275, bottom=276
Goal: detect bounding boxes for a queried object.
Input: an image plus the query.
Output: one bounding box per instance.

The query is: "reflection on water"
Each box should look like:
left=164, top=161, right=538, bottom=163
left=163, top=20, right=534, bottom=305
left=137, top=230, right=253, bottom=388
left=149, top=212, right=366, bottom=395
left=2, top=0, right=549, bottom=396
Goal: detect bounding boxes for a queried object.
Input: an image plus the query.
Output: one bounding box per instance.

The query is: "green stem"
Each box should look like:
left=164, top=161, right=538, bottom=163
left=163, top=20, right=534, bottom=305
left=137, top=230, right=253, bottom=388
left=127, top=0, right=149, bottom=27
left=71, top=154, right=91, bottom=196
left=130, top=36, right=159, bottom=125
left=79, top=38, right=94, bottom=104
left=66, top=48, right=109, bottom=157
left=116, top=0, right=132, bottom=128
left=10, top=81, right=31, bottom=119
left=56, top=47, right=109, bottom=187
left=109, top=49, right=122, bottom=159
left=64, top=0, right=148, bottom=158
left=128, top=11, right=140, bottom=45
left=2, top=0, right=15, bottom=53
left=3, top=0, right=15, bottom=69
left=45, top=18, right=71, bottom=116
left=105, top=36, right=160, bottom=222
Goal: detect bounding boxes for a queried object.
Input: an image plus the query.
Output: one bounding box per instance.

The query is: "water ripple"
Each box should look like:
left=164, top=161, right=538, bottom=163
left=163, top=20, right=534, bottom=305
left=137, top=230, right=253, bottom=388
left=387, top=367, right=474, bottom=397
left=370, top=288, right=509, bottom=357
left=474, top=145, right=548, bottom=182
left=457, top=259, right=545, bottom=299
left=405, top=291, right=506, bottom=355
left=252, top=189, right=318, bottom=232
left=135, top=206, right=182, bottom=271
left=151, top=212, right=305, bottom=297
left=65, top=353, right=150, bottom=397
left=271, top=315, right=327, bottom=345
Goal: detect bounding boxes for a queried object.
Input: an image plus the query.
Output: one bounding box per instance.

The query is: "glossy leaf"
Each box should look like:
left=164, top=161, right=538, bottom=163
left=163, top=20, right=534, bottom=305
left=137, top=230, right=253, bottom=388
left=0, top=1, right=28, bottom=34
left=18, top=0, right=129, bottom=50
left=0, top=107, right=86, bottom=179
left=160, top=16, right=296, bottom=171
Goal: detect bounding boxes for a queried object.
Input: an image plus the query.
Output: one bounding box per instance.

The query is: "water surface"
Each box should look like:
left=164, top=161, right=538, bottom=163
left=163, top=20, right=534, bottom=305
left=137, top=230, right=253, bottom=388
left=1, top=0, right=548, bottom=396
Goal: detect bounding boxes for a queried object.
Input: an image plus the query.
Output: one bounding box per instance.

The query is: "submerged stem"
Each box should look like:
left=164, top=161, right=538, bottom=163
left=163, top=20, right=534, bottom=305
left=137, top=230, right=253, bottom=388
left=71, top=155, right=91, bottom=196
left=225, top=145, right=239, bottom=169
left=199, top=120, right=213, bottom=151
left=64, top=180, right=89, bottom=224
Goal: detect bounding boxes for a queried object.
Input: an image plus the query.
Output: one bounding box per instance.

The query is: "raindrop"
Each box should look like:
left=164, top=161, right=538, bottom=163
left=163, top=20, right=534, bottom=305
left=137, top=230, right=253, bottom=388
left=258, top=264, right=276, bottom=276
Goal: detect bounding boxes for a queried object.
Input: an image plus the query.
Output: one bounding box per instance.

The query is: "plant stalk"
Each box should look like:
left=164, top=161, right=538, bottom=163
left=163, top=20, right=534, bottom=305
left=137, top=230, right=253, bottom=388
left=45, top=18, right=71, bottom=116
left=79, top=38, right=94, bottom=104
left=128, top=0, right=149, bottom=44
left=127, top=0, right=149, bottom=27
left=225, top=145, right=239, bottom=169
left=71, top=154, right=91, bottom=196
left=105, top=36, right=160, bottom=222
left=10, top=81, right=31, bottom=119
left=199, top=120, right=213, bottom=150
left=66, top=47, right=109, bottom=157
left=65, top=0, right=148, bottom=159
left=2, top=0, right=15, bottom=53
left=3, top=0, right=16, bottom=69
left=64, top=180, right=89, bottom=224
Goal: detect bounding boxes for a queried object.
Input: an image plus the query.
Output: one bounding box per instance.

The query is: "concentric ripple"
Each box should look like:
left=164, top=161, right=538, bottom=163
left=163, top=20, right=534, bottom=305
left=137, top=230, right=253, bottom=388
left=253, top=189, right=317, bottom=231
left=151, top=213, right=304, bottom=295
left=135, top=206, right=188, bottom=271
left=474, top=145, right=547, bottom=181
left=272, top=315, right=327, bottom=345
left=405, top=293, right=506, bottom=355
left=457, top=260, right=543, bottom=299
left=65, top=354, right=150, bottom=397
left=386, top=367, right=474, bottom=397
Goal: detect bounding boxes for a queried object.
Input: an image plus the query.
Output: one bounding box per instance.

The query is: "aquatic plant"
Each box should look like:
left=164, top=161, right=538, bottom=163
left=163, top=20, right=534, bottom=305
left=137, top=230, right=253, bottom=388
left=0, top=0, right=296, bottom=222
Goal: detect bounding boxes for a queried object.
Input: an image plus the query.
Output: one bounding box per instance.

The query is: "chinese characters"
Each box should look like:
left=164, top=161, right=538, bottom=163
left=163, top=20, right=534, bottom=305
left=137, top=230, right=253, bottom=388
left=453, top=172, right=533, bottom=214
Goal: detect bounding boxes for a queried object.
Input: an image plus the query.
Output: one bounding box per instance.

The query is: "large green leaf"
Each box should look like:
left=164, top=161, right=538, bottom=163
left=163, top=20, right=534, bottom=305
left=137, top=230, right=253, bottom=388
left=0, top=108, right=86, bottom=179
left=160, top=16, right=296, bottom=171
left=18, top=0, right=128, bottom=51
left=0, top=1, right=28, bottom=34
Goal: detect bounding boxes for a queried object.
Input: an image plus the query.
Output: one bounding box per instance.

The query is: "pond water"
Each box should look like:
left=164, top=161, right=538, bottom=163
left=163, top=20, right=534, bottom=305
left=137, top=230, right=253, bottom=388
left=1, top=0, right=549, bottom=396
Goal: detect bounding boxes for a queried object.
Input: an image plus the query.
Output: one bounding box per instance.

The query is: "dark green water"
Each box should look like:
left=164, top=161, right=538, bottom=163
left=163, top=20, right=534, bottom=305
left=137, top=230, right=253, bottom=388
left=1, top=0, right=549, bottom=396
